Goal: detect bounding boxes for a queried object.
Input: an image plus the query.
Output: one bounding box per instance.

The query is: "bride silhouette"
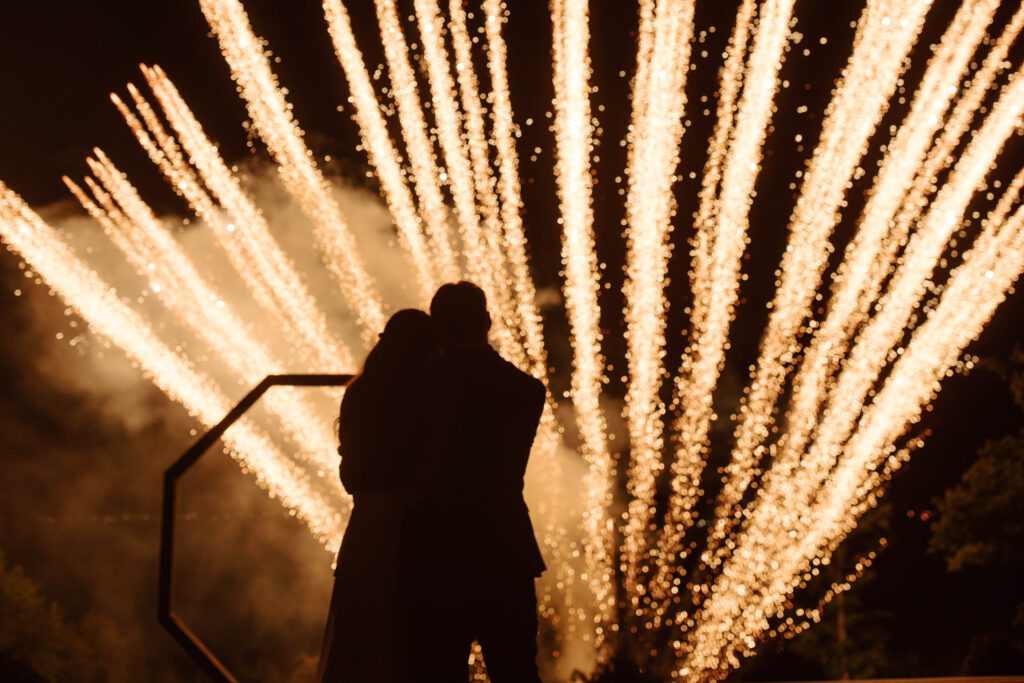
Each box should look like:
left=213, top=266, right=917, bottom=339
left=316, top=308, right=437, bottom=683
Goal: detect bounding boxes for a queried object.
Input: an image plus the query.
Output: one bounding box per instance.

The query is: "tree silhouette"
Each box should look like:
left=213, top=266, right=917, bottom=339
left=929, top=345, right=1024, bottom=675
left=0, top=550, right=100, bottom=682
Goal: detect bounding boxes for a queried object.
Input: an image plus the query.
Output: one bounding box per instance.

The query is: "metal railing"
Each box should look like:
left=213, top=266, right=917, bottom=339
left=158, top=373, right=352, bottom=682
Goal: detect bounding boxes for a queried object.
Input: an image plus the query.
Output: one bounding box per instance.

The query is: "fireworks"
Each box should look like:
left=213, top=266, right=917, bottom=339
left=0, top=184, right=347, bottom=549
left=2, top=1, right=1022, bottom=680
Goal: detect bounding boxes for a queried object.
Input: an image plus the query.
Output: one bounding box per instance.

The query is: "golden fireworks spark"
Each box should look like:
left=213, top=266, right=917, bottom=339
left=2, top=1, right=1021, bottom=680
left=0, top=184, right=348, bottom=549
left=620, top=0, right=695, bottom=612
left=551, top=0, right=616, bottom=650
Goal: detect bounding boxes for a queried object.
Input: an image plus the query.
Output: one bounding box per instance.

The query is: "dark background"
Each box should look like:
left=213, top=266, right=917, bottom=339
left=1, top=1, right=1022, bottom=680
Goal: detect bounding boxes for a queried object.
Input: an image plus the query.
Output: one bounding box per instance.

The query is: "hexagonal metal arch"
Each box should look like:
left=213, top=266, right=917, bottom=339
left=159, top=373, right=353, bottom=682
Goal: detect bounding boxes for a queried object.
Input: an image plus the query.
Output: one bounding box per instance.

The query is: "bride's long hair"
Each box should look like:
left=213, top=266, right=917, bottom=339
left=358, top=309, right=436, bottom=385
left=337, top=309, right=437, bottom=443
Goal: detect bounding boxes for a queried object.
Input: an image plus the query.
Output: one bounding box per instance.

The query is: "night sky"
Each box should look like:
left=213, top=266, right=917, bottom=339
left=1, top=1, right=1023, bottom=681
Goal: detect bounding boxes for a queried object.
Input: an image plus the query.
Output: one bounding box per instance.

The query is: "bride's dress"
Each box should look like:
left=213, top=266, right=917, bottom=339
left=316, top=377, right=412, bottom=683
left=316, top=490, right=403, bottom=682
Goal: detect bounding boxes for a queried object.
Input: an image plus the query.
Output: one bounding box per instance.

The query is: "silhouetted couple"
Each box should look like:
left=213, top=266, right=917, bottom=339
left=316, top=281, right=547, bottom=683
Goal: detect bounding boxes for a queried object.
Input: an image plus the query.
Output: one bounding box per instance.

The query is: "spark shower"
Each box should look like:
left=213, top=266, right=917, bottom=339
left=2, top=0, right=1023, bottom=679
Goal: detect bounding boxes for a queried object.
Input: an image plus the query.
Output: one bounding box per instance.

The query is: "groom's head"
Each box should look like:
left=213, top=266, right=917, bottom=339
left=430, top=281, right=491, bottom=349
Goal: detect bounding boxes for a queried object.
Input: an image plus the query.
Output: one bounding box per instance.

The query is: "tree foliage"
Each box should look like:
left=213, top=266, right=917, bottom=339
left=928, top=434, right=1024, bottom=572
left=927, top=345, right=1024, bottom=674
left=930, top=346, right=1024, bottom=573
left=0, top=550, right=99, bottom=683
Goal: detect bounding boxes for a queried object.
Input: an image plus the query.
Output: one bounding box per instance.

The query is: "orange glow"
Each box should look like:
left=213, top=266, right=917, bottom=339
left=2, top=1, right=1021, bottom=679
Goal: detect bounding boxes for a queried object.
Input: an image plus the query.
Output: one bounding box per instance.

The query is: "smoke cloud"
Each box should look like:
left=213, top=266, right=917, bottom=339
left=1, top=162, right=594, bottom=680
left=0, top=164, right=419, bottom=680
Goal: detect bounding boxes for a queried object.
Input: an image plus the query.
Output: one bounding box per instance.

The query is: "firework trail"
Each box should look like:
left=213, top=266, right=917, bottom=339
left=136, top=65, right=354, bottom=372
left=675, top=60, right=1024, bottom=677
left=446, top=0, right=522, bottom=341
left=109, top=85, right=350, bottom=374
left=551, top=0, right=616, bottom=650
left=2, top=0, right=1022, bottom=680
left=620, top=0, right=695, bottom=609
left=199, top=0, right=386, bottom=341
left=0, top=184, right=347, bottom=549
left=480, top=0, right=549, bottom=383
left=718, top=0, right=934, bottom=546
left=651, top=0, right=795, bottom=611
left=750, top=0, right=1002, bottom=521
left=680, top=194, right=1024, bottom=676
left=322, top=0, right=443, bottom=298
left=411, top=0, right=526, bottom=366
left=372, top=0, right=460, bottom=296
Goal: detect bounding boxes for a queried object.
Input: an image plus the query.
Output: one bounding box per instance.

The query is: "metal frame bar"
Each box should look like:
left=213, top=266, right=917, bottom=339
left=159, top=373, right=353, bottom=682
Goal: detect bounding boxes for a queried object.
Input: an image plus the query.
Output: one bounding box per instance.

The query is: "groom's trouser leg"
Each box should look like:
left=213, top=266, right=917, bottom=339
left=405, top=571, right=474, bottom=682
left=476, top=574, right=541, bottom=683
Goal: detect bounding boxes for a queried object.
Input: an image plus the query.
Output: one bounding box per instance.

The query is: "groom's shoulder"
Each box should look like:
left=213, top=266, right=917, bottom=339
left=438, top=348, right=544, bottom=392
left=495, top=354, right=546, bottom=402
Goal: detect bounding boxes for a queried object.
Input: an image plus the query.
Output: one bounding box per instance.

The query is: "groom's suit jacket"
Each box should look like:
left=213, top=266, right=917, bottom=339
left=407, top=345, right=547, bottom=578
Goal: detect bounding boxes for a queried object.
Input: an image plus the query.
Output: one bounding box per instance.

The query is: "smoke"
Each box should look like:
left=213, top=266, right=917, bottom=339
left=527, top=441, right=600, bottom=680
left=0, top=252, right=202, bottom=681
left=2, top=161, right=598, bottom=680
left=0, top=163, right=422, bottom=681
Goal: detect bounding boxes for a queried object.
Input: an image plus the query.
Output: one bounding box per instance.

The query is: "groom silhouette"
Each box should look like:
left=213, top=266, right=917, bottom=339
left=402, top=281, right=546, bottom=682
